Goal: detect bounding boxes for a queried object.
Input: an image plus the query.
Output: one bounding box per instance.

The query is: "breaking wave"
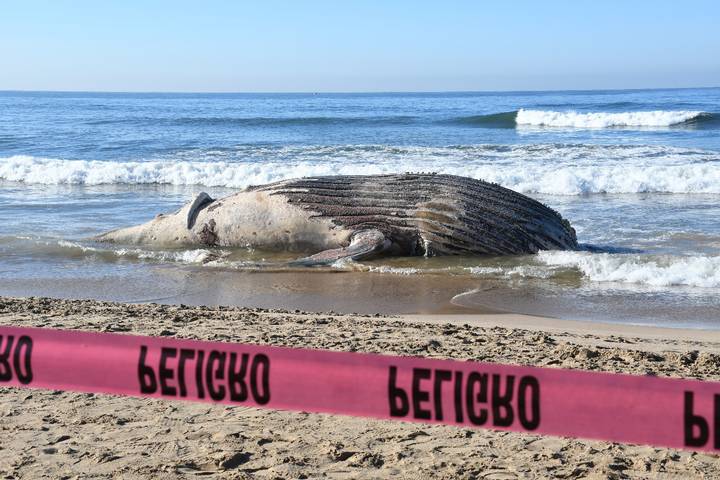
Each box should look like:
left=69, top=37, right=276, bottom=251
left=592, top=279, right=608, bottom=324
left=536, top=251, right=720, bottom=288
left=368, top=251, right=720, bottom=289
left=2, top=144, right=719, bottom=195
left=516, top=109, right=712, bottom=128
left=455, top=110, right=717, bottom=129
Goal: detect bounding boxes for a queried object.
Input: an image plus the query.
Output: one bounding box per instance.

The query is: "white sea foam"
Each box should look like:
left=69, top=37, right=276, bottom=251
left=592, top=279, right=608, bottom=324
left=56, top=240, right=221, bottom=264
left=51, top=239, right=720, bottom=288
left=2, top=144, right=719, bottom=195
left=466, top=265, right=559, bottom=279
left=536, top=251, right=720, bottom=288
left=516, top=109, right=706, bottom=128
left=367, top=265, right=421, bottom=275
left=56, top=240, right=102, bottom=253
left=465, top=266, right=505, bottom=276
left=114, top=248, right=221, bottom=264
left=330, top=258, right=423, bottom=275
left=465, top=251, right=720, bottom=288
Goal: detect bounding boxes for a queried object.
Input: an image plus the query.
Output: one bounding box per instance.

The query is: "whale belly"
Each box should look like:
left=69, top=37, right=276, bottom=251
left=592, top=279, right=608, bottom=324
left=192, top=191, right=353, bottom=251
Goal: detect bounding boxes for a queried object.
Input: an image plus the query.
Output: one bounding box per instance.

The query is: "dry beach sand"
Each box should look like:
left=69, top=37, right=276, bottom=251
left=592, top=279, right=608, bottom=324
left=1, top=296, right=720, bottom=479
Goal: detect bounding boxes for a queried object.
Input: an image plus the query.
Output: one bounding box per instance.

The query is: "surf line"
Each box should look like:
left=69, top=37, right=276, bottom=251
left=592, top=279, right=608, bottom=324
left=1, top=325, right=720, bottom=453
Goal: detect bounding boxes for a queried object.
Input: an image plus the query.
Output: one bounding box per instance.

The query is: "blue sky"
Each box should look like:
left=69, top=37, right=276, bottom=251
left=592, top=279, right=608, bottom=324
left=1, top=1, right=718, bottom=92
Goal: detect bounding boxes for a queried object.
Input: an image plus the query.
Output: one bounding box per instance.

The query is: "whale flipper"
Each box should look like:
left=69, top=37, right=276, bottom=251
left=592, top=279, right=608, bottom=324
left=290, top=230, right=389, bottom=266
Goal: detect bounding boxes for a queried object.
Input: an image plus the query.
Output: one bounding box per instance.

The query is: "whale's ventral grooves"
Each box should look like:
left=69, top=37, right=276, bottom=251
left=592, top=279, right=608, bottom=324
left=252, top=174, right=578, bottom=255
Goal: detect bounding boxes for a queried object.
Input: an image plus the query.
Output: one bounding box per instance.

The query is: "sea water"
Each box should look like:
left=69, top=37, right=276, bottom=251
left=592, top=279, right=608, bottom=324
left=1, top=89, right=719, bottom=325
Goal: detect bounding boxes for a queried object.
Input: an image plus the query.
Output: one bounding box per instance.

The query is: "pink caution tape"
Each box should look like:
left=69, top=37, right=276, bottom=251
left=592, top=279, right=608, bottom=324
left=1, top=325, right=720, bottom=452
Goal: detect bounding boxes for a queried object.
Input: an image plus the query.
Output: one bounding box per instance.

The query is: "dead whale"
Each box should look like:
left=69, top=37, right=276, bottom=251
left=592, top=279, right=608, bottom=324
left=95, top=174, right=578, bottom=265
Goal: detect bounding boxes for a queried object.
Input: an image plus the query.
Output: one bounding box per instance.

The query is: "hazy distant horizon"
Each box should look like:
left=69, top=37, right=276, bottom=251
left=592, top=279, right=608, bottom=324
left=2, top=85, right=719, bottom=96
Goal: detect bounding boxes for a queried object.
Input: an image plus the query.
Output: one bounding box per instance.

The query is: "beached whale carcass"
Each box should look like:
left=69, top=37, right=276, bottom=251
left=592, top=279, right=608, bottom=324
left=95, top=174, right=578, bottom=264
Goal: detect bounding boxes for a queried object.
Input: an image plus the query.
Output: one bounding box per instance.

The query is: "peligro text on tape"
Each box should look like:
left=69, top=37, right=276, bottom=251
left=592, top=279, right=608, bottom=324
left=387, top=366, right=540, bottom=429
left=1, top=326, right=720, bottom=452
left=137, top=345, right=270, bottom=404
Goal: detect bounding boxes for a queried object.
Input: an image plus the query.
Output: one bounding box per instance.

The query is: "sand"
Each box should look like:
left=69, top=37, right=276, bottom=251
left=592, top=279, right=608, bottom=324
left=1, top=296, right=720, bottom=479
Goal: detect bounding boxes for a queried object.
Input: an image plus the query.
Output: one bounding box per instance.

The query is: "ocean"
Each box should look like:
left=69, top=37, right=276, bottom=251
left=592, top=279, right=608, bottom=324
left=1, top=88, right=719, bottom=326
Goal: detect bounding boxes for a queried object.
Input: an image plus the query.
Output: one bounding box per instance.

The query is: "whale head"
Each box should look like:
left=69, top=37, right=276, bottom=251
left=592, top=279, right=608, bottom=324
left=94, top=192, right=214, bottom=245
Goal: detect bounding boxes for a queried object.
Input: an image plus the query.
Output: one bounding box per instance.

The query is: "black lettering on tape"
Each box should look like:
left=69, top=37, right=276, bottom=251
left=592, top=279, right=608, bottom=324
left=0, top=335, right=33, bottom=385
left=250, top=353, right=271, bottom=405
left=454, top=371, right=464, bottom=423
left=138, top=346, right=158, bottom=394
left=388, top=366, right=409, bottom=417
left=466, top=372, right=488, bottom=425
left=14, top=336, right=33, bottom=384
left=206, top=350, right=227, bottom=401
left=684, top=391, right=709, bottom=447
left=177, top=349, right=195, bottom=397
left=229, top=352, right=249, bottom=402
left=715, top=395, right=720, bottom=450
left=518, top=376, right=540, bottom=430
left=159, top=348, right=177, bottom=396
left=492, top=374, right=515, bottom=427
left=412, top=368, right=432, bottom=420
left=195, top=349, right=205, bottom=399
left=0, top=335, right=14, bottom=382
left=136, top=345, right=267, bottom=404
left=433, top=369, right=452, bottom=421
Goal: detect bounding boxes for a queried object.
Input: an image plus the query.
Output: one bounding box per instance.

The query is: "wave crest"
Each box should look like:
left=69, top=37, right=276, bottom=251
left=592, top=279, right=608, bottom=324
left=516, top=109, right=711, bottom=128
left=2, top=144, right=720, bottom=195
left=450, top=111, right=518, bottom=128
left=536, top=251, right=720, bottom=288
left=455, top=110, right=717, bottom=129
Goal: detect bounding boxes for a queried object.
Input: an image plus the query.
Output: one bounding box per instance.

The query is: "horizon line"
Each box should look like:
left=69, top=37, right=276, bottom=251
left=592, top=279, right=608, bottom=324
left=1, top=85, right=719, bottom=96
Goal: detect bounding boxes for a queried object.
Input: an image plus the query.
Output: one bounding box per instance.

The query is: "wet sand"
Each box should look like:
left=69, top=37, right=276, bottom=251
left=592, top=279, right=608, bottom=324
left=2, top=296, right=720, bottom=479
left=3, top=266, right=718, bottom=329
left=0, top=267, right=496, bottom=314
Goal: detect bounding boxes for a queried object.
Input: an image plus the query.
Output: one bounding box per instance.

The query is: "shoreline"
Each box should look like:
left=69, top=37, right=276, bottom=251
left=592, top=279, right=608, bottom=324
left=2, top=295, right=720, bottom=478
left=3, top=265, right=719, bottom=330
left=405, top=313, right=720, bottom=351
